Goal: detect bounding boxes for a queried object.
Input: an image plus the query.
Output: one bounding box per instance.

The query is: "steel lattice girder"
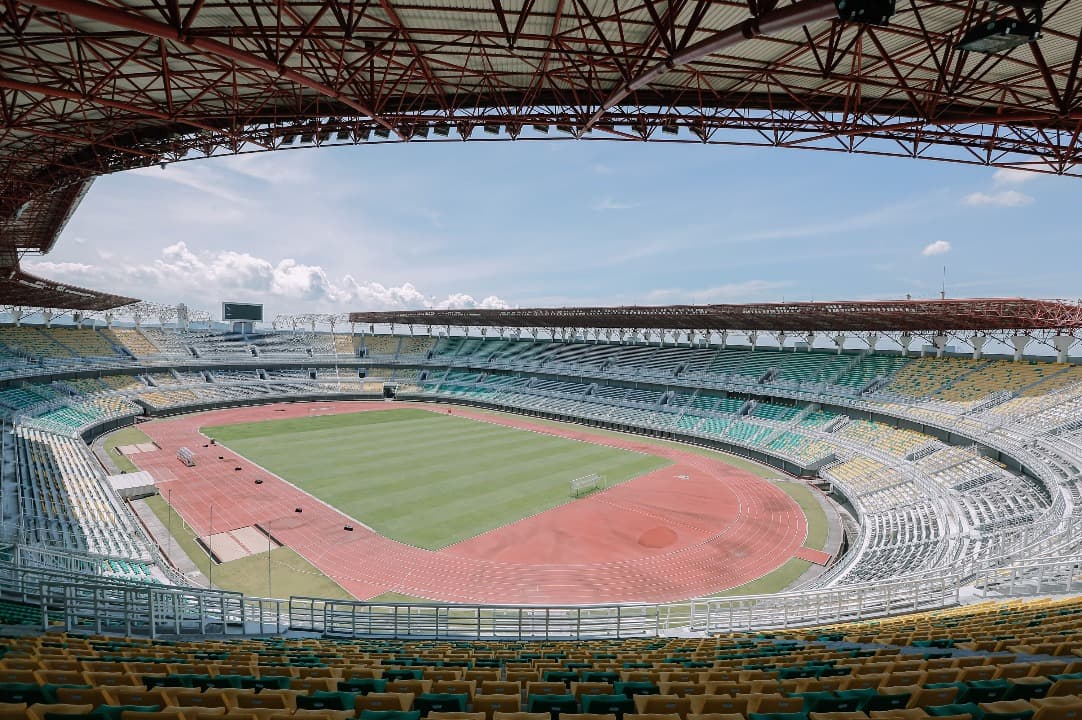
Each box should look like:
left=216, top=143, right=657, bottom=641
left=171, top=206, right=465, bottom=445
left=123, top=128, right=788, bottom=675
left=3, top=0, right=1082, bottom=258
left=348, top=298, right=1082, bottom=333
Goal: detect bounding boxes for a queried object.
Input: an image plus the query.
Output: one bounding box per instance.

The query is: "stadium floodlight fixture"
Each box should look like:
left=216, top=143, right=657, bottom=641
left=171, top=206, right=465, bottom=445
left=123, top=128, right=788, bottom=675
left=661, top=123, right=679, bottom=135
left=433, top=123, right=451, bottom=137
left=335, top=129, right=350, bottom=141
left=281, top=134, right=297, bottom=146
left=373, top=126, right=391, bottom=139
left=835, top=0, right=896, bottom=25
left=353, top=127, right=371, bottom=142
left=556, top=124, right=575, bottom=135
left=299, top=132, right=314, bottom=144
left=412, top=125, right=430, bottom=139
left=958, top=17, right=1040, bottom=53
left=483, top=122, right=501, bottom=135
left=532, top=123, right=550, bottom=133
left=317, top=130, right=331, bottom=143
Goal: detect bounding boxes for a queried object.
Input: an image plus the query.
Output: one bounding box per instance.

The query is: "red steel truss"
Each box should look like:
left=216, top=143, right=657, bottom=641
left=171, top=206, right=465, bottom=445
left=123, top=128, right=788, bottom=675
left=0, top=268, right=135, bottom=310
left=3, top=0, right=1082, bottom=286
left=349, top=298, right=1082, bottom=333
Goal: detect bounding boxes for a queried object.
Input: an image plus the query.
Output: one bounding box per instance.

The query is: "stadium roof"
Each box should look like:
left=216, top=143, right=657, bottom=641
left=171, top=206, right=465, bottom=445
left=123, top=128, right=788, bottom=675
left=349, top=298, right=1082, bottom=333
left=3, top=0, right=1082, bottom=270
left=0, top=268, right=137, bottom=311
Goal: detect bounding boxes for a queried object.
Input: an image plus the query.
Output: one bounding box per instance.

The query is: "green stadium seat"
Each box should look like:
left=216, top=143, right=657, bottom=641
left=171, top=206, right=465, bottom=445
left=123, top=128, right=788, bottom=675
left=414, top=694, right=469, bottom=716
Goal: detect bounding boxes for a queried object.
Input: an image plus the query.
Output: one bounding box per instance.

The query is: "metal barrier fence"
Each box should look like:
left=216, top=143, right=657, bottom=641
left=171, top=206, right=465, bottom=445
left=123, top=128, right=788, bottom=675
left=4, top=545, right=1078, bottom=640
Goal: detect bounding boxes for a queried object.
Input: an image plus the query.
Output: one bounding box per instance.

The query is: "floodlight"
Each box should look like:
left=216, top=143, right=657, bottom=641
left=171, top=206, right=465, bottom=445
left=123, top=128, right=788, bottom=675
left=483, top=123, right=501, bottom=135
left=299, top=132, right=314, bottom=144
left=835, top=0, right=895, bottom=25
left=556, top=124, right=574, bottom=135
left=281, top=134, right=297, bottom=146
left=532, top=123, right=550, bottom=133
left=958, top=17, right=1040, bottom=53
left=335, top=129, right=350, bottom=141
left=354, top=127, right=371, bottom=142
left=433, top=123, right=451, bottom=137
left=317, top=130, right=330, bottom=143
left=412, top=125, right=429, bottom=139
left=373, top=126, right=391, bottom=139
left=661, top=123, right=679, bottom=135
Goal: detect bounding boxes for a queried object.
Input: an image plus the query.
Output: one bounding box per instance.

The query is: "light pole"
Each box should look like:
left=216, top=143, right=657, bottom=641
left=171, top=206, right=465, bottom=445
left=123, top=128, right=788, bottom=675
left=166, top=487, right=173, bottom=559
left=208, top=503, right=214, bottom=589
left=267, top=524, right=272, bottom=598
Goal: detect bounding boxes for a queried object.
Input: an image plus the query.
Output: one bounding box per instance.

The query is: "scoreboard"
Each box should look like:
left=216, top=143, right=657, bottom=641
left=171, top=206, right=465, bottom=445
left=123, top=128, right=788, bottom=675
left=222, top=302, right=263, bottom=322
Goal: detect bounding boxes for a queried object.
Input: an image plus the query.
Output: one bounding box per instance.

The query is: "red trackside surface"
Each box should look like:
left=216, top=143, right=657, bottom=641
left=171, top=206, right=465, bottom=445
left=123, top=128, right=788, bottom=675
left=130, top=401, right=810, bottom=604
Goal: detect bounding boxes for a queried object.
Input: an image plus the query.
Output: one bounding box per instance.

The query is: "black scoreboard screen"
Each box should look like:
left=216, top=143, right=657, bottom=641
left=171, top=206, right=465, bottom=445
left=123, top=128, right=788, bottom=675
left=222, top=302, right=264, bottom=322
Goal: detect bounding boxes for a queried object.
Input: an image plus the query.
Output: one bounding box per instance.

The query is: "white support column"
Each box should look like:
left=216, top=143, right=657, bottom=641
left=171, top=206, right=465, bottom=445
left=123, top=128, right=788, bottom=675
left=1054, top=334, right=1075, bottom=363
left=774, top=332, right=787, bottom=350
left=865, top=333, right=879, bottom=353
left=833, top=334, right=847, bottom=354
left=972, top=335, right=988, bottom=360
left=805, top=332, right=815, bottom=351
left=748, top=331, right=759, bottom=350
left=932, top=334, right=948, bottom=358
left=899, top=333, right=913, bottom=357
left=1010, top=334, right=1031, bottom=362
left=105, top=312, right=114, bottom=328
left=43, top=310, right=53, bottom=328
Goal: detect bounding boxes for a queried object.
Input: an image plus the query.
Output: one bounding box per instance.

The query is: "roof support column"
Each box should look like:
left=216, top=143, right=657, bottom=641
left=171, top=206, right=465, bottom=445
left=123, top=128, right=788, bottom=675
left=43, top=309, right=53, bottom=328
left=805, top=332, right=816, bottom=351
left=718, top=330, right=728, bottom=349
left=932, top=334, right=948, bottom=358
left=865, top=333, right=879, bottom=353
left=833, top=334, right=847, bottom=354
left=972, top=335, right=987, bottom=360
left=1010, top=334, right=1031, bottom=362
left=748, top=331, right=759, bottom=350
left=1054, top=334, right=1075, bottom=363
left=899, top=333, right=913, bottom=357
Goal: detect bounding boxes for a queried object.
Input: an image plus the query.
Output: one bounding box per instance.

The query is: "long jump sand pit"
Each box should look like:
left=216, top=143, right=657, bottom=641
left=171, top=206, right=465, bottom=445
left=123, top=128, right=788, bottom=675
left=132, top=401, right=809, bottom=604
left=201, top=525, right=280, bottom=562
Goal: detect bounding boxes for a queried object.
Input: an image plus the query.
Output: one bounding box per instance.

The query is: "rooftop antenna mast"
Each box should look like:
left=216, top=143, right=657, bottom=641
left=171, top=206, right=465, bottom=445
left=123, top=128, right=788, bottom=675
left=941, top=265, right=947, bottom=300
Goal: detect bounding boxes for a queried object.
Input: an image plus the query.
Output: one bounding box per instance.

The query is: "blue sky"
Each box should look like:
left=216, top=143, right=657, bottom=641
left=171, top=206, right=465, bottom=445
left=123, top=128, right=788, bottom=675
left=28, top=139, right=1079, bottom=318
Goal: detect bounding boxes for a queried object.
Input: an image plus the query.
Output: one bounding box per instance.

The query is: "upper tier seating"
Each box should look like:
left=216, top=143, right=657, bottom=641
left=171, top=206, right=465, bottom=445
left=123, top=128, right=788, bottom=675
left=0, top=326, right=74, bottom=359
left=41, top=328, right=123, bottom=359
left=887, top=358, right=988, bottom=399
left=102, top=328, right=159, bottom=357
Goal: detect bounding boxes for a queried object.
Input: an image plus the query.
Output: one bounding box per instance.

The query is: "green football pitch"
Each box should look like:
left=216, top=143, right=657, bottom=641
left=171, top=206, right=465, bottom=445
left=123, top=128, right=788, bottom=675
left=202, top=408, right=670, bottom=550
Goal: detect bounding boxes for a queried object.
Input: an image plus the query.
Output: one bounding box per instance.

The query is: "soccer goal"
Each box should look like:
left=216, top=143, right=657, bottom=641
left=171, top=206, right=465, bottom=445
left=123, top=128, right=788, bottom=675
left=569, top=473, right=604, bottom=499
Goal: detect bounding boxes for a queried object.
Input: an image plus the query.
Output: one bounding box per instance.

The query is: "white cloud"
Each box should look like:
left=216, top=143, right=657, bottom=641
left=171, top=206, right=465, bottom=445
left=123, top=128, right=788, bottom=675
left=963, top=190, right=1034, bottom=207
left=921, top=240, right=951, bottom=257
left=26, top=242, right=508, bottom=315
left=592, top=197, right=636, bottom=211
left=993, top=168, right=1038, bottom=185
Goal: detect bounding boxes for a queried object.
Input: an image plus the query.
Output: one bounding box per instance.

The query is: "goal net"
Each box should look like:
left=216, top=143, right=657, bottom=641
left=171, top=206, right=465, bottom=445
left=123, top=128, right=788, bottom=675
left=569, top=473, right=604, bottom=499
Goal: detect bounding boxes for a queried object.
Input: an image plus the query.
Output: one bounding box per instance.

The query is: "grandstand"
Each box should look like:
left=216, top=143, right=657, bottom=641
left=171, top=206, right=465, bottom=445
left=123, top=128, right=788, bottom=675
left=0, top=299, right=1079, bottom=640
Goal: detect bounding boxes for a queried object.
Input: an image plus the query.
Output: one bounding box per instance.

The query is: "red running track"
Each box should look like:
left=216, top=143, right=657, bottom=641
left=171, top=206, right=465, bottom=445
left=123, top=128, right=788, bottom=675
left=131, top=402, right=808, bottom=604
